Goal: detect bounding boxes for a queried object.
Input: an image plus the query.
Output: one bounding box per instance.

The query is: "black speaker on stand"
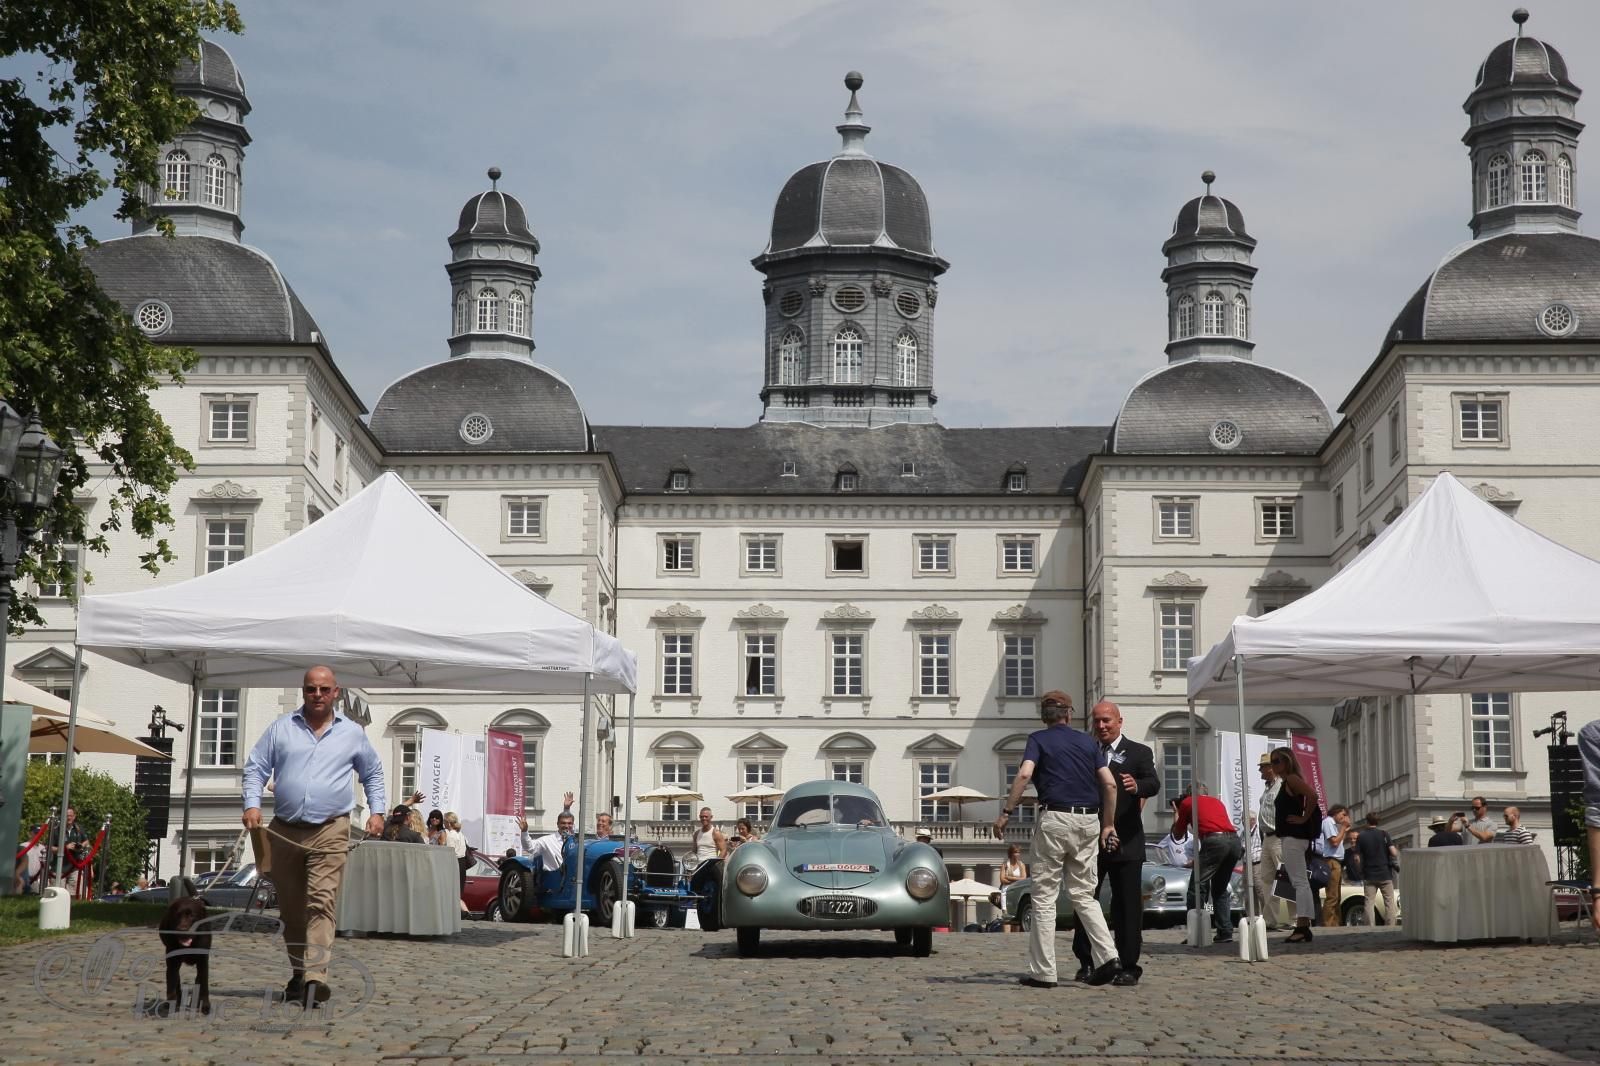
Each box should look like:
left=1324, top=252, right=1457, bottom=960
left=1536, top=712, right=1580, bottom=881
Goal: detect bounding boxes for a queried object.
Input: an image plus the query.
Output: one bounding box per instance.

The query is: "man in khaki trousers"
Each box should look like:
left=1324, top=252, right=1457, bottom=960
left=243, top=666, right=385, bottom=1006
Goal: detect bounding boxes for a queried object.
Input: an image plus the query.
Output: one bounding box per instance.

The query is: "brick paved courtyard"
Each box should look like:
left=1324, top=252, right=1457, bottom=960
left=3, top=918, right=1596, bottom=1065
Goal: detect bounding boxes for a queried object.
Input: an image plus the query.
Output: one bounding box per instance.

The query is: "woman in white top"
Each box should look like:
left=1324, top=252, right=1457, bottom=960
left=443, top=812, right=470, bottom=910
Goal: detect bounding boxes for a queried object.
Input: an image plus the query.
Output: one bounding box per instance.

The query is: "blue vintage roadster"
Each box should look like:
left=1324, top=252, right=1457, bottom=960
left=497, top=834, right=699, bottom=928
left=696, top=781, right=951, bottom=957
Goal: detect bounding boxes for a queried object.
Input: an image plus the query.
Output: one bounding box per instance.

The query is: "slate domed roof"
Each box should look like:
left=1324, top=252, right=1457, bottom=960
left=84, top=234, right=320, bottom=344
left=1387, top=232, right=1600, bottom=346
left=451, top=179, right=537, bottom=247
left=767, top=157, right=935, bottom=256
left=173, top=40, right=246, bottom=100
left=1112, top=358, right=1331, bottom=455
left=1473, top=32, right=1578, bottom=96
left=1163, top=193, right=1252, bottom=254
left=371, top=356, right=588, bottom=454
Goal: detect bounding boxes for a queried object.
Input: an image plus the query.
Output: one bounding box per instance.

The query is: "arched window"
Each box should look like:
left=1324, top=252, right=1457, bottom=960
left=777, top=327, right=803, bottom=385
left=454, top=291, right=469, bottom=335
left=1202, top=291, right=1226, bottom=335
left=506, top=290, right=526, bottom=336
left=388, top=708, right=447, bottom=798
left=163, top=150, right=190, bottom=201
left=203, top=154, right=228, bottom=207
left=1174, top=295, right=1195, bottom=340
left=1233, top=294, right=1249, bottom=340
left=893, top=330, right=918, bottom=387
left=476, top=287, right=500, bottom=332
left=1486, top=153, right=1510, bottom=208
left=833, top=327, right=862, bottom=384
left=1521, top=150, right=1547, bottom=203
left=1557, top=154, right=1574, bottom=207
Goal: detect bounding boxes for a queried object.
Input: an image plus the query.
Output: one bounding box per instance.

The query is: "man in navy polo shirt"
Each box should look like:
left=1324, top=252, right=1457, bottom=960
left=995, top=691, right=1120, bottom=988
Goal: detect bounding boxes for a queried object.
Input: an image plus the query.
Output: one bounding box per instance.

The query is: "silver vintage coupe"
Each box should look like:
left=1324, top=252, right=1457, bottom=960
left=706, top=780, right=951, bottom=957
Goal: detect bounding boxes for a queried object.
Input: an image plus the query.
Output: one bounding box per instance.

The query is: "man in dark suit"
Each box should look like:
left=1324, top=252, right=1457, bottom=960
left=1071, top=700, right=1160, bottom=985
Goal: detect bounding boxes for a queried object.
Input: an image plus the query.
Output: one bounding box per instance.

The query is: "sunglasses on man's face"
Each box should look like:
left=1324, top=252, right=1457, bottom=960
left=303, top=685, right=335, bottom=695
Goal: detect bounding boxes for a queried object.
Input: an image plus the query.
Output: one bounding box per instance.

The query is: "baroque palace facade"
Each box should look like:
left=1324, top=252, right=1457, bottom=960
left=25, top=16, right=1600, bottom=879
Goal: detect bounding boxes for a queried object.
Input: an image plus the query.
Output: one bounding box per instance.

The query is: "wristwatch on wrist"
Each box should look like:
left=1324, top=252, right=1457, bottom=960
left=1001, top=807, right=1013, bottom=816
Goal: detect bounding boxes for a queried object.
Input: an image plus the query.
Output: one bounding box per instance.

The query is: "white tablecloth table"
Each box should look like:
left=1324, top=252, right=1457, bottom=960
left=1401, top=843, right=1558, bottom=943
left=336, top=841, right=462, bottom=936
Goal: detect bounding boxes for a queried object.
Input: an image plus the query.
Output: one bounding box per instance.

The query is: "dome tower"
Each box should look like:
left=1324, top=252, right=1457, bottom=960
left=1161, top=171, right=1256, bottom=362
left=753, top=73, right=949, bottom=426
left=1463, top=8, right=1583, bottom=239
left=135, top=39, right=251, bottom=241
left=446, top=167, right=542, bottom=359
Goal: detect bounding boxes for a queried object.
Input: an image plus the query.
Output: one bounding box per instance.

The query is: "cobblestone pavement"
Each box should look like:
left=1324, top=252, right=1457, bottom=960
left=2, top=916, right=1596, bottom=1066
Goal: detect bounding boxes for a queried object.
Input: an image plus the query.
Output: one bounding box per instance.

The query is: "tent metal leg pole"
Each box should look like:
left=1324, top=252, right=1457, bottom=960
left=1234, top=654, right=1263, bottom=961
left=50, top=646, right=87, bottom=887
left=619, top=692, right=636, bottom=937
left=177, top=674, right=202, bottom=878
left=1186, top=696, right=1200, bottom=946
left=567, top=672, right=592, bottom=957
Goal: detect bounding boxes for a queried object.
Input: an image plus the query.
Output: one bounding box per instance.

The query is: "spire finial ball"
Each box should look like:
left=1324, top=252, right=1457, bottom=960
left=1512, top=8, right=1529, bottom=25
left=487, top=166, right=502, bottom=186
left=1201, top=169, right=1216, bottom=190
left=844, top=71, right=864, bottom=91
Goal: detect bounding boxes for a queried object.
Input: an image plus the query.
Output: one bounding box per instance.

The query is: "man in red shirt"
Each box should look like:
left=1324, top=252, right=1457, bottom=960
left=1171, top=787, right=1243, bottom=944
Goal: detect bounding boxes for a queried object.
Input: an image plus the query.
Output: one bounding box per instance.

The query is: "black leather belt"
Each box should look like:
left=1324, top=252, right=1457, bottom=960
left=1043, top=804, right=1099, bottom=814
left=1201, top=831, right=1235, bottom=839
left=277, top=816, right=341, bottom=829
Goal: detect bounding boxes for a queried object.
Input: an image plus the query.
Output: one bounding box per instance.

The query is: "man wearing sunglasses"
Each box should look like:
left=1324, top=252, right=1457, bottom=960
left=1462, top=796, right=1498, bottom=845
left=243, top=665, right=386, bottom=1008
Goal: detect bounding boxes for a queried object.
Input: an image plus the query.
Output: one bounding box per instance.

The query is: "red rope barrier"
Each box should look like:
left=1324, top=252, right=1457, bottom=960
left=14, top=822, right=49, bottom=860
left=67, top=827, right=109, bottom=899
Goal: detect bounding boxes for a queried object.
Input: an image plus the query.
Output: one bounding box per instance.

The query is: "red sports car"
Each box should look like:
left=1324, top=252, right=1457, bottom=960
left=462, top=850, right=510, bottom=921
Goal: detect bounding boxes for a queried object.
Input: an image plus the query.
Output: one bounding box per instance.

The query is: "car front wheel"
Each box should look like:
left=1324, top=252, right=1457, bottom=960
left=500, top=866, right=536, bottom=922
left=593, top=862, right=622, bottom=926
left=910, top=927, right=933, bottom=957
left=484, top=899, right=503, bottom=923
left=1340, top=898, right=1368, bottom=926
left=736, top=927, right=761, bottom=956
left=1016, top=898, right=1034, bottom=933
left=894, top=928, right=913, bottom=950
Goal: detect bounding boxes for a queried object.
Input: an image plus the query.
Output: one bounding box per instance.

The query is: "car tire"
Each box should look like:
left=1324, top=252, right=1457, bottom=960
left=1340, top=898, right=1367, bottom=926
left=484, top=900, right=503, bottom=923
left=1016, top=898, right=1034, bottom=934
left=592, top=861, right=623, bottom=926
left=910, top=927, right=933, bottom=957
left=894, top=928, right=913, bottom=950
left=500, top=866, right=536, bottom=922
left=736, top=927, right=761, bottom=957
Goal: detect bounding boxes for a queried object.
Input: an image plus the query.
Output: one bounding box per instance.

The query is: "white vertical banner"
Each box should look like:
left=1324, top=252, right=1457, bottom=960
left=419, top=727, right=486, bottom=846
left=1216, top=731, right=1277, bottom=832
left=463, top=733, right=486, bottom=848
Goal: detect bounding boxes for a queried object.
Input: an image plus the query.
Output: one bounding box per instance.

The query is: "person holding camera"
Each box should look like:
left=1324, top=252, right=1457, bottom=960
left=994, top=691, right=1121, bottom=989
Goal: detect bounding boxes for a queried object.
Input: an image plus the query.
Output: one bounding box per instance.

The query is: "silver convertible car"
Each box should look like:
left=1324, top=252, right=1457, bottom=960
left=1003, top=844, right=1243, bottom=930
left=700, top=781, right=950, bottom=957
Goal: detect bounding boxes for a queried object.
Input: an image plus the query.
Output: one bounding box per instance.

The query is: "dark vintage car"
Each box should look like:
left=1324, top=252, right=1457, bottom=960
left=124, top=864, right=277, bottom=911
left=699, top=781, right=950, bottom=957
left=498, top=833, right=699, bottom=928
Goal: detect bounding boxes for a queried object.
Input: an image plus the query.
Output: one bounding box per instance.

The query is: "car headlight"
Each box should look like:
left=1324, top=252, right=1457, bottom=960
left=905, top=867, right=940, bottom=900
left=629, top=850, right=648, bottom=872
left=734, top=865, right=768, bottom=896
left=682, top=856, right=702, bottom=875
left=1148, top=875, right=1166, bottom=898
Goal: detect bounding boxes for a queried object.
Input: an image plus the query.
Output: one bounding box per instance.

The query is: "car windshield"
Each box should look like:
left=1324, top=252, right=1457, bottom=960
left=773, top=792, right=886, bottom=828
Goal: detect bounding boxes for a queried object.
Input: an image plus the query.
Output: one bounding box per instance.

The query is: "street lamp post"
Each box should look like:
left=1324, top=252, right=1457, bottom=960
left=0, top=415, right=66, bottom=687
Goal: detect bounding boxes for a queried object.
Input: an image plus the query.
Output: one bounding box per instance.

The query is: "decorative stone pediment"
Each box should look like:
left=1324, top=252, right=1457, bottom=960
left=1470, top=482, right=1519, bottom=504
left=1382, top=500, right=1404, bottom=525
left=992, top=604, right=1046, bottom=625
left=821, top=603, right=874, bottom=624
left=1251, top=570, right=1310, bottom=591
left=909, top=604, right=961, bottom=625
left=15, top=646, right=78, bottom=674
left=511, top=569, right=552, bottom=590
left=650, top=603, right=704, bottom=624
left=734, top=603, right=787, bottom=625
left=731, top=731, right=787, bottom=754
left=905, top=732, right=963, bottom=755
left=1148, top=570, right=1206, bottom=590
left=192, top=479, right=260, bottom=502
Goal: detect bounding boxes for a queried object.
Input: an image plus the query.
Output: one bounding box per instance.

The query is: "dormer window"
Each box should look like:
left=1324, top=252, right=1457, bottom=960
left=837, top=468, right=858, bottom=492
left=902, top=461, right=917, bottom=477
left=1005, top=467, right=1027, bottom=493
left=669, top=470, right=690, bottom=492
left=781, top=460, right=798, bottom=477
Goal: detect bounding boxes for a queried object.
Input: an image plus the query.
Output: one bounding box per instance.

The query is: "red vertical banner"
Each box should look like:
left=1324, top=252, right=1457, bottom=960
left=1291, top=733, right=1327, bottom=812
left=485, top=729, right=526, bottom=856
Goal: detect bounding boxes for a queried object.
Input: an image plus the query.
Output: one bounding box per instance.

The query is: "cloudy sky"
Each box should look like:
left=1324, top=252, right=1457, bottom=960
left=66, top=1, right=1600, bottom=429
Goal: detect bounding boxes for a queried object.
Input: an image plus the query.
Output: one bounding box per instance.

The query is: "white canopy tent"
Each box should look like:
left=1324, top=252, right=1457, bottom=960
left=56, top=473, right=638, bottom=945
left=1184, top=472, right=1600, bottom=959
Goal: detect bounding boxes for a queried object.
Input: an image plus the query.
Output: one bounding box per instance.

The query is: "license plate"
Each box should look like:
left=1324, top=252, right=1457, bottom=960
left=814, top=897, right=858, bottom=918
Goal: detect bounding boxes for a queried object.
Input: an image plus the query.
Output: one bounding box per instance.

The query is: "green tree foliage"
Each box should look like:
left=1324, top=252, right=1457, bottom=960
left=24, top=760, right=149, bottom=889
left=0, top=1, right=242, bottom=625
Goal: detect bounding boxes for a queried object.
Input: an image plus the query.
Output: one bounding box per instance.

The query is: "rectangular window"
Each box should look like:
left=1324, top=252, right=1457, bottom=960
left=742, top=762, right=777, bottom=821
left=505, top=498, right=543, bottom=538
left=831, top=634, right=863, bottom=696
left=669, top=471, right=689, bottom=492
left=1158, top=603, right=1195, bottom=671
left=205, top=519, right=247, bottom=572
left=197, top=688, right=240, bottom=768
left=1006, top=472, right=1026, bottom=492
left=1469, top=692, right=1513, bottom=770
left=781, top=460, right=798, bottom=477
left=333, top=436, right=346, bottom=490
left=1334, top=485, right=1345, bottom=534
left=743, top=634, right=776, bottom=696
left=1002, top=634, right=1036, bottom=698
left=520, top=737, right=538, bottom=814
left=918, top=634, right=951, bottom=697
left=830, top=538, right=865, bottom=574
left=1160, top=741, right=1192, bottom=800
left=831, top=760, right=864, bottom=784
left=660, top=762, right=693, bottom=821
left=208, top=400, right=250, bottom=442
left=918, top=761, right=953, bottom=822
left=1389, top=404, right=1402, bottom=459
left=1001, top=537, right=1036, bottom=573
left=39, top=544, right=79, bottom=599
left=1001, top=761, right=1036, bottom=824
left=399, top=735, right=420, bottom=796
left=902, top=461, right=918, bottom=477
left=1362, top=435, right=1376, bottom=488
left=837, top=471, right=858, bottom=491
left=1458, top=397, right=1503, bottom=442
left=662, top=538, right=695, bottom=572
left=424, top=496, right=447, bottom=516
left=190, top=847, right=231, bottom=875
left=1259, top=500, right=1297, bottom=539
left=1157, top=500, right=1194, bottom=539
left=916, top=537, right=951, bottom=573
left=744, top=537, right=779, bottom=573
left=662, top=634, right=694, bottom=695
left=309, top=405, right=321, bottom=461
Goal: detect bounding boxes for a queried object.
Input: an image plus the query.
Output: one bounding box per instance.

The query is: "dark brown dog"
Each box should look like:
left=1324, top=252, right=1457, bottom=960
left=159, top=895, right=211, bottom=1014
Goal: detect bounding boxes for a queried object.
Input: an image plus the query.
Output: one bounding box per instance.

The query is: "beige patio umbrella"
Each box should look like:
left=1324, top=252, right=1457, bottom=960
left=30, top=712, right=172, bottom=759
left=6, top=675, right=114, bottom=725
left=726, top=784, right=785, bottom=803
left=947, top=877, right=1001, bottom=898
left=921, top=785, right=999, bottom=819
left=635, top=784, right=704, bottom=803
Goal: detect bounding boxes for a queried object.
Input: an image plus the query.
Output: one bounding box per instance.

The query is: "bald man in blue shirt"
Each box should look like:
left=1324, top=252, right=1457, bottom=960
left=243, top=665, right=385, bottom=1007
